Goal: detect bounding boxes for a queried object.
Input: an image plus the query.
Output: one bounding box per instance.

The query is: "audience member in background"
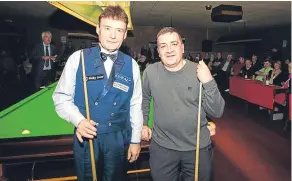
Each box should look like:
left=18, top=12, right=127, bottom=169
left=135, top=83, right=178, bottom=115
left=137, top=53, right=148, bottom=72
left=141, top=45, right=152, bottom=60
left=63, top=41, right=76, bottom=60
left=238, top=59, right=254, bottom=79
left=273, top=62, right=291, bottom=112
left=79, top=42, right=86, bottom=49
left=215, top=54, right=233, bottom=92
left=282, top=58, right=291, bottom=74
left=203, top=52, right=210, bottom=66
left=195, top=53, right=201, bottom=62
left=30, top=31, right=59, bottom=90
left=211, top=52, right=224, bottom=74
left=251, top=54, right=262, bottom=72
left=281, top=62, right=291, bottom=88
left=255, top=59, right=273, bottom=82
left=269, top=60, right=286, bottom=86
left=186, top=52, right=193, bottom=62
left=153, top=45, right=159, bottom=60
left=232, top=56, right=245, bottom=76
left=120, top=44, right=131, bottom=55
left=284, top=58, right=291, bottom=65
left=207, top=54, right=214, bottom=70
left=22, top=52, right=32, bottom=75
left=0, top=50, right=15, bottom=76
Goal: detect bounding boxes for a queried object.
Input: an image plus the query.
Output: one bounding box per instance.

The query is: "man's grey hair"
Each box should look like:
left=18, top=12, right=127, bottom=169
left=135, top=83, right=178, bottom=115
left=41, top=31, right=52, bottom=39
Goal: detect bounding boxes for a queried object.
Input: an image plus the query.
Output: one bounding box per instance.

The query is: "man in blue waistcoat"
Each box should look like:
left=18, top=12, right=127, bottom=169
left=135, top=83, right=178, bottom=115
left=52, top=5, right=143, bottom=181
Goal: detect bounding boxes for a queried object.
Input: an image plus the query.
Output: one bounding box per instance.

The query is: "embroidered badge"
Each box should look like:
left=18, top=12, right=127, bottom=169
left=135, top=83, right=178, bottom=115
left=113, top=82, right=129, bottom=92
left=86, top=74, right=104, bottom=81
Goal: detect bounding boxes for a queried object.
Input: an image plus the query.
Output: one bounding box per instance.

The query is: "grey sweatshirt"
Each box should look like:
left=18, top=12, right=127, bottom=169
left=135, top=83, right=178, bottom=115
left=142, top=60, right=225, bottom=151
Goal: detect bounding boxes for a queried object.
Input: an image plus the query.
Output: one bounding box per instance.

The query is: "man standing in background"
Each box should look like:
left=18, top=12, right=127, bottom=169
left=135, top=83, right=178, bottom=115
left=31, top=31, right=58, bottom=90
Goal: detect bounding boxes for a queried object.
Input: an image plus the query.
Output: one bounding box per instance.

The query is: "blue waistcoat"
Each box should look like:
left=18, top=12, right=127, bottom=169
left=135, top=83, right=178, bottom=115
left=74, top=47, right=134, bottom=134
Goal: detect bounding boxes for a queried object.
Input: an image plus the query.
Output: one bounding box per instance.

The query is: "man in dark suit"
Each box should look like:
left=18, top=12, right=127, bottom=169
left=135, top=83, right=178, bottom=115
left=251, top=54, right=262, bottom=72
left=31, top=31, right=59, bottom=90
left=214, top=54, right=234, bottom=93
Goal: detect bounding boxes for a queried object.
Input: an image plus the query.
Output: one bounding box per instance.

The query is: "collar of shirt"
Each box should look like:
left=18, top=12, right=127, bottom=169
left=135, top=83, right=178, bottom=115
left=43, top=42, right=50, bottom=47
left=99, top=43, right=116, bottom=77
left=99, top=43, right=118, bottom=55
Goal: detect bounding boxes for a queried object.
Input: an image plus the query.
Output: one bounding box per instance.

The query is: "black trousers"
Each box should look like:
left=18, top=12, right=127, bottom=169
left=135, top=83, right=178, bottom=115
left=214, top=71, right=229, bottom=93
left=34, top=69, right=54, bottom=89
left=149, top=140, right=213, bottom=181
left=73, top=129, right=130, bottom=181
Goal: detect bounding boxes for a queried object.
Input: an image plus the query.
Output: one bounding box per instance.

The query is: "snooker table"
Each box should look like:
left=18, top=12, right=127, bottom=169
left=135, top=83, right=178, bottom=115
left=0, top=81, right=154, bottom=179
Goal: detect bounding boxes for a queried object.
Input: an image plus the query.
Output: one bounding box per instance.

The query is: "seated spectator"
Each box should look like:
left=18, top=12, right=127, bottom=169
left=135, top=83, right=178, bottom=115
left=282, top=58, right=291, bottom=74
left=207, top=54, right=214, bottom=70
left=281, top=62, right=291, bottom=88
left=186, top=52, right=193, bottom=62
left=273, top=62, right=291, bottom=112
left=269, top=60, right=286, bottom=86
left=239, top=59, right=255, bottom=79
left=255, top=59, right=273, bottom=82
left=232, top=56, right=245, bottom=76
left=251, top=54, right=262, bottom=72
left=203, top=52, right=210, bottom=65
left=194, top=53, right=201, bottom=62
left=212, top=52, right=224, bottom=74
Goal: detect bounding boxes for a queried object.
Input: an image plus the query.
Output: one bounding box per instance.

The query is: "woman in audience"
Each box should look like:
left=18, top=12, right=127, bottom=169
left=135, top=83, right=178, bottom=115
left=269, top=60, right=286, bottom=86
left=239, top=59, right=254, bottom=79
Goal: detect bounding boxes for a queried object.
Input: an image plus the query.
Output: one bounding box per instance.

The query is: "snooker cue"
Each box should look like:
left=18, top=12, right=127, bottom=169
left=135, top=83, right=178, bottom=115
left=194, top=60, right=203, bottom=181
left=81, top=50, right=98, bottom=181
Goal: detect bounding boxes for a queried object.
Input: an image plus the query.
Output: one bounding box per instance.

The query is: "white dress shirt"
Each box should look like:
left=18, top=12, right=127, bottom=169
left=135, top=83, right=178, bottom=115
left=52, top=47, right=143, bottom=143
left=221, top=61, right=230, bottom=72
left=43, top=43, right=51, bottom=70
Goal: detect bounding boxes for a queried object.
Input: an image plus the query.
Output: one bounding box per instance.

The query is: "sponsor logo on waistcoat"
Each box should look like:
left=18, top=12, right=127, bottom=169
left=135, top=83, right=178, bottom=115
left=115, top=73, right=131, bottom=83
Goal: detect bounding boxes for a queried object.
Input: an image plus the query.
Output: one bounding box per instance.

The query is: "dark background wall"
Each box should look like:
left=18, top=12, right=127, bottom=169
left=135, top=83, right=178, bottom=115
left=1, top=13, right=290, bottom=61
left=245, top=25, right=291, bottom=60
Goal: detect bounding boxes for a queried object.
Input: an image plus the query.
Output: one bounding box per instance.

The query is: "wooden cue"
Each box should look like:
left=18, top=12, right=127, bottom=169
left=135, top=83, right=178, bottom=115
left=81, top=50, right=97, bottom=181
left=194, top=81, right=203, bottom=181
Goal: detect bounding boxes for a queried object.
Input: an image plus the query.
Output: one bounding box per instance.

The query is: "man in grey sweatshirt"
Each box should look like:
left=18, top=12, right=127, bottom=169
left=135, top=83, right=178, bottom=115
left=141, top=27, right=225, bottom=181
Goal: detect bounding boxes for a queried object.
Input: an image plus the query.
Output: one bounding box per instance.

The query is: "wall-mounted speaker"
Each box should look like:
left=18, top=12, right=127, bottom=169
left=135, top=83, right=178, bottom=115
left=202, top=40, right=213, bottom=52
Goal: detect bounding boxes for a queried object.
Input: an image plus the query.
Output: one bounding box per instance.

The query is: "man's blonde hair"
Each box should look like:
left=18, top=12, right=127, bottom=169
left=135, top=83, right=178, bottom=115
left=157, top=27, right=183, bottom=43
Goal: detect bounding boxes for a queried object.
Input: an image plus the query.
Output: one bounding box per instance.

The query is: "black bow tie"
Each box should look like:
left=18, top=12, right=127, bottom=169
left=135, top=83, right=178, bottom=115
left=100, top=52, right=117, bottom=62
